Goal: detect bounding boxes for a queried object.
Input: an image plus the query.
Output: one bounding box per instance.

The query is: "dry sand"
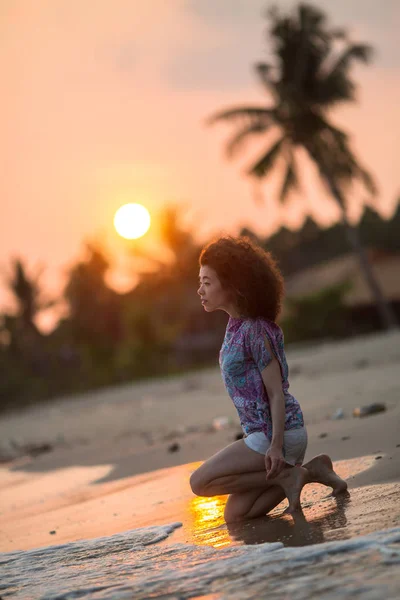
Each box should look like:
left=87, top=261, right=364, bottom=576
left=0, top=329, right=400, bottom=552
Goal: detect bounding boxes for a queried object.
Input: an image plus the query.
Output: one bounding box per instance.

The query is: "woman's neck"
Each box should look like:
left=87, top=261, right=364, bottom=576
left=226, top=306, right=244, bottom=319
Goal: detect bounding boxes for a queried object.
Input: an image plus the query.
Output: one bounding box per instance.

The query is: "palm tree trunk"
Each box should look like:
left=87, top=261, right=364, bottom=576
left=325, top=176, right=398, bottom=330
left=342, top=215, right=398, bottom=329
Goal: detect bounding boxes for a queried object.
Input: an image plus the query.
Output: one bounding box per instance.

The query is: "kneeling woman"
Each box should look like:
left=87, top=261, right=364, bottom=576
left=190, top=236, right=347, bottom=522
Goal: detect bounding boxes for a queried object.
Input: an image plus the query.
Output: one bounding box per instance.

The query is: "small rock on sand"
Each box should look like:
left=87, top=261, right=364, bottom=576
left=168, top=443, right=180, bottom=453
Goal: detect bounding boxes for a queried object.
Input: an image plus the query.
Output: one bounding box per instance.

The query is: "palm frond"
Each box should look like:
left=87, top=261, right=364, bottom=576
left=279, top=150, right=299, bottom=202
left=323, top=130, right=376, bottom=194
left=254, top=63, right=279, bottom=100
left=248, top=136, right=285, bottom=178
left=299, top=3, right=326, bottom=32
left=206, top=107, right=276, bottom=127
left=318, top=44, right=373, bottom=104
left=356, top=166, right=377, bottom=196
left=335, top=44, right=373, bottom=69
left=331, top=28, right=347, bottom=40
left=318, top=120, right=349, bottom=153
left=305, top=125, right=377, bottom=204
left=225, top=121, right=273, bottom=159
left=319, top=117, right=349, bottom=141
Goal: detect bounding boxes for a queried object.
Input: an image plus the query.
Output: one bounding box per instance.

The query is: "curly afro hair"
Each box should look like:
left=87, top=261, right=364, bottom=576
left=199, top=236, right=284, bottom=322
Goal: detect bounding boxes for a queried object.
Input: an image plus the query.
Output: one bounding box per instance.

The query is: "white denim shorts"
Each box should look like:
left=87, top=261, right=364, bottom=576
left=244, top=427, right=308, bottom=466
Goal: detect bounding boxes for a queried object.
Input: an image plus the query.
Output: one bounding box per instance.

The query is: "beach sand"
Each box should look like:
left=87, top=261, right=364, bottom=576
left=1, top=330, right=400, bottom=554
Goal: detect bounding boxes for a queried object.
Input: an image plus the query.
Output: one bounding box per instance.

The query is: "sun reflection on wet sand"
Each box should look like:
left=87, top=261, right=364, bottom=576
left=188, top=495, right=229, bottom=547
left=184, top=455, right=395, bottom=549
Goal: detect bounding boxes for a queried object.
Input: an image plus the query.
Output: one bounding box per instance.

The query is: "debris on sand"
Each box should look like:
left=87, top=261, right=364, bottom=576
left=0, top=440, right=54, bottom=463
left=353, top=403, right=386, bottom=418
left=332, top=408, right=345, bottom=420
left=212, top=416, right=231, bottom=431
left=168, top=442, right=180, bottom=453
left=354, top=358, right=370, bottom=369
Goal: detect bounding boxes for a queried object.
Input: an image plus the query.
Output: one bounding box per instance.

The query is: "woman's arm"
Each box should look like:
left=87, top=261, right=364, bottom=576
left=260, top=334, right=286, bottom=479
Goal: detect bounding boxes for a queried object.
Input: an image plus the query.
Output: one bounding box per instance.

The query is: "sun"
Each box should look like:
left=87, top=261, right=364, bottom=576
left=114, top=203, right=151, bottom=240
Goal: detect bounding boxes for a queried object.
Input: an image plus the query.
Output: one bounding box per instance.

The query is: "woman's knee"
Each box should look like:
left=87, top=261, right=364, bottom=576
left=190, top=469, right=238, bottom=496
left=224, top=495, right=249, bottom=523
left=190, top=468, right=208, bottom=496
left=224, top=504, right=244, bottom=524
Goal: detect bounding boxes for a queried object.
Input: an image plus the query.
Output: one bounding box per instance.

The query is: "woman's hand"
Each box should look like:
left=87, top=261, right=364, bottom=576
left=265, top=446, right=286, bottom=480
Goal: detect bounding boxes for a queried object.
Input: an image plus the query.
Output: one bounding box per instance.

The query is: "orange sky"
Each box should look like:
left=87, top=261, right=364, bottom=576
left=1, top=0, right=399, bottom=326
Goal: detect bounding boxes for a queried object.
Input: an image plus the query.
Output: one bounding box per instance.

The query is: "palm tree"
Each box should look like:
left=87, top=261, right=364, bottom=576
left=208, top=3, right=397, bottom=329
left=64, top=243, right=123, bottom=346
left=4, top=258, right=54, bottom=332
left=1, top=258, right=55, bottom=360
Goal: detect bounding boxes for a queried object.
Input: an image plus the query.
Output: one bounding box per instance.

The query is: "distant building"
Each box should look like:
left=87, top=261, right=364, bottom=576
left=284, top=250, right=400, bottom=331
left=285, top=250, right=400, bottom=307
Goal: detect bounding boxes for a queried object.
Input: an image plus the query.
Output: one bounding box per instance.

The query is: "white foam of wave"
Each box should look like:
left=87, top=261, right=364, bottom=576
left=1, top=524, right=399, bottom=599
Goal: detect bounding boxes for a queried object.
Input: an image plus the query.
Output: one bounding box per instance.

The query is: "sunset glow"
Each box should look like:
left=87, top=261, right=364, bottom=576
left=1, top=1, right=399, bottom=319
left=114, top=203, right=151, bottom=239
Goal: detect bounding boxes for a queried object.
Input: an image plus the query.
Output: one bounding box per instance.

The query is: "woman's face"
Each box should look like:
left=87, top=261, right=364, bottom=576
left=198, top=265, right=235, bottom=314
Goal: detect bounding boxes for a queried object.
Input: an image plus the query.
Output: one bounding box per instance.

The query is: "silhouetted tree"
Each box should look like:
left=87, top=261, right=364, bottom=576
left=130, top=205, right=203, bottom=338
left=4, top=258, right=53, bottom=331
left=386, top=202, right=400, bottom=251
left=64, top=243, right=123, bottom=382
left=208, top=3, right=397, bottom=329
left=1, top=258, right=55, bottom=356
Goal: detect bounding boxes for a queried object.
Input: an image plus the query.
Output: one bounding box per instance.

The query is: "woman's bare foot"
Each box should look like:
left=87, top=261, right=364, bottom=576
left=277, top=466, right=309, bottom=513
left=304, top=454, right=348, bottom=496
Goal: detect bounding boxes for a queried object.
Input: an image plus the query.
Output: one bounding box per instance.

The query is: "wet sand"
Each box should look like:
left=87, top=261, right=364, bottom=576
left=0, top=330, right=400, bottom=552
left=1, top=450, right=399, bottom=552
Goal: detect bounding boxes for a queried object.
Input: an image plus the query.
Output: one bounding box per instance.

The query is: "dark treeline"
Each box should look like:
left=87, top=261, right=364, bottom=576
left=243, top=203, right=400, bottom=276
left=0, top=203, right=399, bottom=412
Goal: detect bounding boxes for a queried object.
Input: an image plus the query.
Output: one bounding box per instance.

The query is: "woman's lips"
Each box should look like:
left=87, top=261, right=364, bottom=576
left=201, top=299, right=208, bottom=304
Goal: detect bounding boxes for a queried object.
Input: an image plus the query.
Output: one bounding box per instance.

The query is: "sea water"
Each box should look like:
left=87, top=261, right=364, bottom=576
left=1, top=524, right=400, bottom=599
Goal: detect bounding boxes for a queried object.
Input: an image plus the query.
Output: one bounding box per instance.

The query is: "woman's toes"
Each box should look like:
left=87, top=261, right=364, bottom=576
left=332, top=480, right=349, bottom=496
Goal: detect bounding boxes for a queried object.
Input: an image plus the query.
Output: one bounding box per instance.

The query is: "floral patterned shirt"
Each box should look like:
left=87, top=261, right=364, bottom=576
left=219, top=316, right=304, bottom=440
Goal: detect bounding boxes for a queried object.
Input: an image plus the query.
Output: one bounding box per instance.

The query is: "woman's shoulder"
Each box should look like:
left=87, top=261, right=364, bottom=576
left=245, top=317, right=284, bottom=348
left=228, top=316, right=283, bottom=343
left=247, top=316, right=281, bottom=334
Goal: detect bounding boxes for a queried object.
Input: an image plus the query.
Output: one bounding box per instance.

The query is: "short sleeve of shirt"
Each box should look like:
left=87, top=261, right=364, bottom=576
left=245, top=319, right=273, bottom=372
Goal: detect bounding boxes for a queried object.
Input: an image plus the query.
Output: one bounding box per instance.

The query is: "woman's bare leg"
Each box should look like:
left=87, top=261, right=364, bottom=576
left=200, top=465, right=310, bottom=513
left=190, top=439, right=309, bottom=513
left=190, top=440, right=348, bottom=522
left=223, top=456, right=348, bottom=523
left=303, top=454, right=348, bottom=496
left=207, top=459, right=348, bottom=500
left=224, top=486, right=286, bottom=523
